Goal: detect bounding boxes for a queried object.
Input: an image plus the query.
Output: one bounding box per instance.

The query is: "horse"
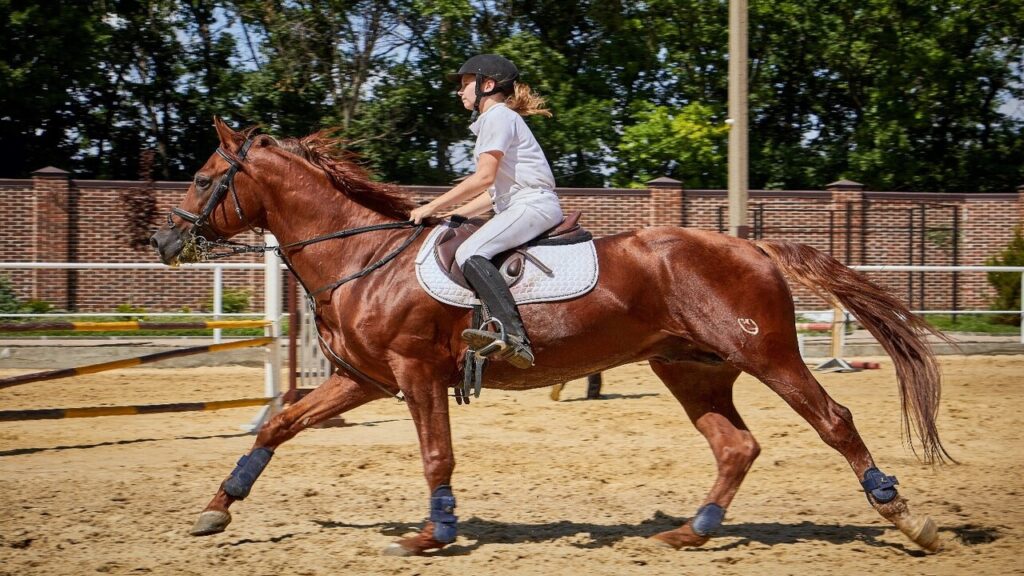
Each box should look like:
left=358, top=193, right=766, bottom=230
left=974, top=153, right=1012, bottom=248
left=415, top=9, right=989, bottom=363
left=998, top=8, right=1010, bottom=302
left=151, top=118, right=953, bottom=556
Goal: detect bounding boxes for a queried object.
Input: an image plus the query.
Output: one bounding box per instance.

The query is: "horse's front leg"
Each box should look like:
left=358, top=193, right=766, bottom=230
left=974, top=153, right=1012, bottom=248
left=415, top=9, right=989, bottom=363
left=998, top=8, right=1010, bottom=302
left=382, top=371, right=457, bottom=556
left=190, top=372, right=387, bottom=536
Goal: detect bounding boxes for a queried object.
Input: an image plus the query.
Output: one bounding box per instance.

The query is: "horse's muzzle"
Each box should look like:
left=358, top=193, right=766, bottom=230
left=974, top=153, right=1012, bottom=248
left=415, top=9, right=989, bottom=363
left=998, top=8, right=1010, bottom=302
left=151, top=227, right=185, bottom=265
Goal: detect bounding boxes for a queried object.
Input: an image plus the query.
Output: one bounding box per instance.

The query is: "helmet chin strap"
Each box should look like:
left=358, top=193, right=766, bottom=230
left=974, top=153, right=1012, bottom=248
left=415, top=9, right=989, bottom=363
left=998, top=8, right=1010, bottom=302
left=472, top=74, right=506, bottom=119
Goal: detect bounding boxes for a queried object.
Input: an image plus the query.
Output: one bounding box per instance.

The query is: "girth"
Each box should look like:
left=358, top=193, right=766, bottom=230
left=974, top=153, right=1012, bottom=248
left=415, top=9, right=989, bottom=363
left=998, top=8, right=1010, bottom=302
left=434, top=211, right=592, bottom=289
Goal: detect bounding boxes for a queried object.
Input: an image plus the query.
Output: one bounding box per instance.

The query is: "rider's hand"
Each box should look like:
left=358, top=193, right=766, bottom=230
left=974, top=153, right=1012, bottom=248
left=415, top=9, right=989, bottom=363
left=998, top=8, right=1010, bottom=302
left=410, top=204, right=436, bottom=225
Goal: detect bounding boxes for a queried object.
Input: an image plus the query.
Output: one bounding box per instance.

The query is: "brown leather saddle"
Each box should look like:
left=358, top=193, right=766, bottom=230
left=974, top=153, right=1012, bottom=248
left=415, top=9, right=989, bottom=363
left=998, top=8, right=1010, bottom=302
left=433, top=211, right=592, bottom=289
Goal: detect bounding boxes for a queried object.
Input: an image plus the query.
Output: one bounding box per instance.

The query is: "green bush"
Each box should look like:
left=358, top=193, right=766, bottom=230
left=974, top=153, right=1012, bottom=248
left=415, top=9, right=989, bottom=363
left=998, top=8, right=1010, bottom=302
left=22, top=300, right=54, bottom=313
left=116, top=302, right=146, bottom=320
left=0, top=276, right=20, bottom=313
left=986, top=225, right=1024, bottom=326
left=208, top=288, right=252, bottom=314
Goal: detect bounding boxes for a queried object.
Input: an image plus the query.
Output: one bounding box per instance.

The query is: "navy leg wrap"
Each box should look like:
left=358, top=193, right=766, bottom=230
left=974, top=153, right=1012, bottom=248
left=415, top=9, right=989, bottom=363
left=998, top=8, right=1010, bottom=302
left=861, top=467, right=899, bottom=504
left=690, top=503, right=726, bottom=537
left=222, top=447, right=274, bottom=500
left=429, top=485, right=458, bottom=544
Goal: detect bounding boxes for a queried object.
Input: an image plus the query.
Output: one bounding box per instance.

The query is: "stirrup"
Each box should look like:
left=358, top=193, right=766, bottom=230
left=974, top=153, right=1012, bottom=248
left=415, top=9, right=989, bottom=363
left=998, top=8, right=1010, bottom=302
left=462, top=324, right=534, bottom=369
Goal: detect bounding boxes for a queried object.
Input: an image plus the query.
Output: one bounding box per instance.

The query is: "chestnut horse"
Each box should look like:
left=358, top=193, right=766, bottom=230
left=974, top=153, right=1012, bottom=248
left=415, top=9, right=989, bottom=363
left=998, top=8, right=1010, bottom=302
left=151, top=119, right=952, bottom=556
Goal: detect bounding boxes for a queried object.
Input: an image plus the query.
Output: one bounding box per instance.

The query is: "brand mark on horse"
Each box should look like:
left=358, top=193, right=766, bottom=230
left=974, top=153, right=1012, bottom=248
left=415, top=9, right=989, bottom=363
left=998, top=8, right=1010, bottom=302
left=737, top=318, right=759, bottom=335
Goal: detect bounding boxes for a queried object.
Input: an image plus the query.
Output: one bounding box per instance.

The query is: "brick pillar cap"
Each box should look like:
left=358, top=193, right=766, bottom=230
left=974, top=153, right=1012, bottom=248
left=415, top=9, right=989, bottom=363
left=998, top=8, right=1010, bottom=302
left=647, top=176, right=682, bottom=188
left=32, top=166, right=71, bottom=177
left=826, top=179, right=864, bottom=191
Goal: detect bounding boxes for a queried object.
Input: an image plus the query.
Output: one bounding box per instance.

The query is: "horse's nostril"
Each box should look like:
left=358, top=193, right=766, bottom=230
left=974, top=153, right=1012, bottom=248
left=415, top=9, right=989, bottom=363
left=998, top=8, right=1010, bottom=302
left=150, top=236, right=159, bottom=249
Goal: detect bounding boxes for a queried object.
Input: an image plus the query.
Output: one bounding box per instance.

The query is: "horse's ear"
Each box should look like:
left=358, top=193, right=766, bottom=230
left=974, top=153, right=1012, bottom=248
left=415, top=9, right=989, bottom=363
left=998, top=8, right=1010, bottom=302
left=212, top=116, right=242, bottom=153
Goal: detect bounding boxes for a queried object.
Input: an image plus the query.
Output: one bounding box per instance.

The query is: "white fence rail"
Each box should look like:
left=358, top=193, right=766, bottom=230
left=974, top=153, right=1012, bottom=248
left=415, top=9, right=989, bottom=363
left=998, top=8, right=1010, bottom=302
left=2, top=263, right=1022, bottom=345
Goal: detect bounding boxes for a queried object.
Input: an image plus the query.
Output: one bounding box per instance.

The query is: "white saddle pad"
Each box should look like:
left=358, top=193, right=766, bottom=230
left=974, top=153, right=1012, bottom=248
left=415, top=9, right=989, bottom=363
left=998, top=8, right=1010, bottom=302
left=414, top=224, right=599, bottom=308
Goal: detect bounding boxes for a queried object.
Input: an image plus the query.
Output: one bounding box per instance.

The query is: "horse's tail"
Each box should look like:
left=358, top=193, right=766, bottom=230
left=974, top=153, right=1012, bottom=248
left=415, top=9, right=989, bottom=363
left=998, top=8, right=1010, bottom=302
left=754, top=239, right=955, bottom=465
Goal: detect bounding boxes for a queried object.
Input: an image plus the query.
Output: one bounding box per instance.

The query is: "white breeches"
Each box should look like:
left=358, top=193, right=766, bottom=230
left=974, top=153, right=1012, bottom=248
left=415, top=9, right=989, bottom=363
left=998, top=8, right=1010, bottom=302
left=455, top=190, right=563, bottom=268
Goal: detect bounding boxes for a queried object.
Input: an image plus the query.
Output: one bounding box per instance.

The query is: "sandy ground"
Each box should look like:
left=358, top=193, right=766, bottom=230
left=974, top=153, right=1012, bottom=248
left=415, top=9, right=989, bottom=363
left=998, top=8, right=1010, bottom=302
left=0, top=355, right=1021, bottom=575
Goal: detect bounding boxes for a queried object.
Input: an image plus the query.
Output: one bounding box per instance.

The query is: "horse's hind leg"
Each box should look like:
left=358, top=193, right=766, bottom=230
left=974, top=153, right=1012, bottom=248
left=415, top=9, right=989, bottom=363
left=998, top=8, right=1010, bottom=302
left=742, top=351, right=942, bottom=551
left=648, top=360, right=759, bottom=549
left=190, top=372, right=387, bottom=536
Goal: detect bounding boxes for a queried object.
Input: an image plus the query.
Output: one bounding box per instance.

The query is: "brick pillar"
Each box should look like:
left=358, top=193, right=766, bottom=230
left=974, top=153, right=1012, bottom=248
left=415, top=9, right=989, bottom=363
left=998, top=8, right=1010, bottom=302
left=32, top=166, right=74, bottom=309
left=1017, top=185, right=1024, bottom=227
left=826, top=179, right=865, bottom=263
left=647, top=176, right=683, bottom=228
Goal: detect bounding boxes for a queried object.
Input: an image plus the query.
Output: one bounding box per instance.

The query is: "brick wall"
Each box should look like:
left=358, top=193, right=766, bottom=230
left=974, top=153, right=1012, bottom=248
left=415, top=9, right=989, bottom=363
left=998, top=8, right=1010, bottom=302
left=0, top=170, right=1020, bottom=313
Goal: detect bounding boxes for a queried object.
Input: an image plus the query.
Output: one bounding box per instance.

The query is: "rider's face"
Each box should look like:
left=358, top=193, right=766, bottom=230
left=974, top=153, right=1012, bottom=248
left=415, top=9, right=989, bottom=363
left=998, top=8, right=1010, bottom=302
left=457, top=74, right=496, bottom=111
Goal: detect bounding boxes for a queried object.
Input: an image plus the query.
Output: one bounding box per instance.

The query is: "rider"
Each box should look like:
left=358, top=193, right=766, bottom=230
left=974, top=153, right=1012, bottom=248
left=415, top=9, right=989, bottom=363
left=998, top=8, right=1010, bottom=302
left=410, top=54, right=563, bottom=369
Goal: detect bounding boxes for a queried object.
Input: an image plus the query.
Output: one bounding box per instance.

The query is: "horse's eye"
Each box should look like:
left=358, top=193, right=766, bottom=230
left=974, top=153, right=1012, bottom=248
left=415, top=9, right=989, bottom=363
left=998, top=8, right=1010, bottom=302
left=194, top=174, right=212, bottom=189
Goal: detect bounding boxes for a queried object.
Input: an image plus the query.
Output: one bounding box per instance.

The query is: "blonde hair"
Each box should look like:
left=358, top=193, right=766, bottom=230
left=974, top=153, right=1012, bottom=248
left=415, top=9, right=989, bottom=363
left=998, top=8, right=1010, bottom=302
left=504, top=82, right=552, bottom=118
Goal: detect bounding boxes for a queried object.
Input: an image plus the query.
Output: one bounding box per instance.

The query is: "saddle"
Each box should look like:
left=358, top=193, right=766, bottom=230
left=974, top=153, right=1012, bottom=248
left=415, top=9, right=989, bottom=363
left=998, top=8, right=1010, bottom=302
left=434, top=211, right=592, bottom=289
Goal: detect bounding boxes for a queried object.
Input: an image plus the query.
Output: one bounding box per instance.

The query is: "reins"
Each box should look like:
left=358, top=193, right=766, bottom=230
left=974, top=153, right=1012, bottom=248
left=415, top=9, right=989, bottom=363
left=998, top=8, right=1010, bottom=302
left=276, top=223, right=423, bottom=403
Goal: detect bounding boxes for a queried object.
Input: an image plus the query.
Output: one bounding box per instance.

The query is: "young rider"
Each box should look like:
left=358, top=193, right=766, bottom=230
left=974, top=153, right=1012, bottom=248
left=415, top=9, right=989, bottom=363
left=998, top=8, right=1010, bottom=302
left=410, top=54, right=563, bottom=369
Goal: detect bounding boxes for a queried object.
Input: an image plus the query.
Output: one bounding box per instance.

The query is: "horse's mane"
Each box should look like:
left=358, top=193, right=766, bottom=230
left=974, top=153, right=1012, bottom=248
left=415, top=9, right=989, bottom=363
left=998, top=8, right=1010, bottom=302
left=258, top=129, right=416, bottom=220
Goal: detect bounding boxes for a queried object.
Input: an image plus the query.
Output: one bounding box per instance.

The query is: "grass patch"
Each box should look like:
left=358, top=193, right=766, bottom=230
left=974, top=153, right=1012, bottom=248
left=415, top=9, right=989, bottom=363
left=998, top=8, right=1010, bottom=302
left=923, top=314, right=1020, bottom=334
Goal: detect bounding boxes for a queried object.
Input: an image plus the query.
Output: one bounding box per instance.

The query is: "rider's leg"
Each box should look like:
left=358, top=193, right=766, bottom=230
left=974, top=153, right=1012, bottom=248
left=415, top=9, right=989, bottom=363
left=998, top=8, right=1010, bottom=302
left=461, top=255, right=534, bottom=368
left=454, top=196, right=561, bottom=369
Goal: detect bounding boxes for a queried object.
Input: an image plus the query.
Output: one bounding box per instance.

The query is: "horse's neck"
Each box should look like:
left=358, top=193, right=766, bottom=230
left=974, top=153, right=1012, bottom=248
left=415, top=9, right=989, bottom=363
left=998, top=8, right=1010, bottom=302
left=264, top=179, right=402, bottom=299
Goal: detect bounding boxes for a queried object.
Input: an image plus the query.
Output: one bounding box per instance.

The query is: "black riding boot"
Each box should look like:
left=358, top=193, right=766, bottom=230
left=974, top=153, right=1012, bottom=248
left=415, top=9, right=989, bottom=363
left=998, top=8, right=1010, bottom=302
left=460, top=255, right=535, bottom=369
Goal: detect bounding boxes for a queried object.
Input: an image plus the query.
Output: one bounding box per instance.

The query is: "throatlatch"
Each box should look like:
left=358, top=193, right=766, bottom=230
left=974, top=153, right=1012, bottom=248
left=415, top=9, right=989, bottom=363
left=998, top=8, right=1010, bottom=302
left=860, top=467, right=899, bottom=503
left=430, top=485, right=458, bottom=543
left=222, top=447, right=274, bottom=499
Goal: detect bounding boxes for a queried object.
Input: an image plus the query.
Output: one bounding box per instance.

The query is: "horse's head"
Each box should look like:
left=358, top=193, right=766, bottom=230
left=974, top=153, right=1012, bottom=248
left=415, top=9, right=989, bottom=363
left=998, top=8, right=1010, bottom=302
left=150, top=118, right=268, bottom=265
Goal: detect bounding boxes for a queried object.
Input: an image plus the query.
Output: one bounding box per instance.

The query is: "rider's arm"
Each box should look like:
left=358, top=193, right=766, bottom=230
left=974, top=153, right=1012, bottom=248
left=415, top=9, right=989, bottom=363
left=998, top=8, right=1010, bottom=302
left=446, top=191, right=493, bottom=218
left=410, top=151, right=501, bottom=223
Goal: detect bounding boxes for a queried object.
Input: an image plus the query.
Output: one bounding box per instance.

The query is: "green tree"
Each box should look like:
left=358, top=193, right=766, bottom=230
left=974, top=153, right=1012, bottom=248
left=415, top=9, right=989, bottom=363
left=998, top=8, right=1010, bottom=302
left=614, top=101, right=729, bottom=187
left=0, top=1, right=108, bottom=177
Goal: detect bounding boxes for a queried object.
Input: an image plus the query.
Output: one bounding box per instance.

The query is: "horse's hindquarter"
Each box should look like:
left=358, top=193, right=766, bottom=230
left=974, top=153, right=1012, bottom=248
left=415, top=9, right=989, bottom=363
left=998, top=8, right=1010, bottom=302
left=483, top=227, right=799, bottom=390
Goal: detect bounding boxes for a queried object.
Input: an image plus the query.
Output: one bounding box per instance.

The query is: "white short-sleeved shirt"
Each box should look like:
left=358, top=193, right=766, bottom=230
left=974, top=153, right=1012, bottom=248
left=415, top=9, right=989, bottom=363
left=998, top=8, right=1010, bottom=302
left=470, top=104, right=557, bottom=211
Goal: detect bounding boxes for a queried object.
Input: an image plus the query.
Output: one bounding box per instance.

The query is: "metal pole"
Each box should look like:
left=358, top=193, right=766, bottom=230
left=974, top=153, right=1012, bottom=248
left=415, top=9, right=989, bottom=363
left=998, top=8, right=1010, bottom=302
left=264, top=234, right=282, bottom=407
left=728, top=0, right=749, bottom=238
left=287, top=272, right=298, bottom=402
left=245, top=234, right=282, bottom=433
left=213, top=266, right=223, bottom=344
left=952, top=206, right=960, bottom=323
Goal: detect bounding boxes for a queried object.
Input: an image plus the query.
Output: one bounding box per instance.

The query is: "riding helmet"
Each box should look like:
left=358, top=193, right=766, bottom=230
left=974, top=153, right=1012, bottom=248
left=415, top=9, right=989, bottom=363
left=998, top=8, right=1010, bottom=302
left=447, top=54, right=519, bottom=92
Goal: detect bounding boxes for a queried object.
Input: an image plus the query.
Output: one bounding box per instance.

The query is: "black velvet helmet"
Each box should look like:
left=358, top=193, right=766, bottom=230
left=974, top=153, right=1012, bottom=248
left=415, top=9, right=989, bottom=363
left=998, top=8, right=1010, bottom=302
left=447, top=54, right=520, bottom=112
left=447, top=54, right=519, bottom=90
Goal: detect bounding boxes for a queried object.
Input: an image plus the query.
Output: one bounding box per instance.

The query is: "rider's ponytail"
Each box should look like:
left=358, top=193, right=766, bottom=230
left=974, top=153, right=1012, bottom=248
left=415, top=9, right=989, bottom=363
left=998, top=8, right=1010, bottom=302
left=505, top=82, right=552, bottom=118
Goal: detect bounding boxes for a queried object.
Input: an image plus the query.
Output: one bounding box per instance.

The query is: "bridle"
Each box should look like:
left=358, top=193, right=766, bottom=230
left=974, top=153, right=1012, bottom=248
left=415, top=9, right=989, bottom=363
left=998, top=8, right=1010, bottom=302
left=164, top=133, right=426, bottom=401
left=164, top=136, right=268, bottom=262
left=170, top=136, right=258, bottom=235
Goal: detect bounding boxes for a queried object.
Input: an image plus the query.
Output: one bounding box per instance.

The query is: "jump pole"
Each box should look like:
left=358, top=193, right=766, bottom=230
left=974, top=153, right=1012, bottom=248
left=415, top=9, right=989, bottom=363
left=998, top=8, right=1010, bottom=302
left=0, top=397, right=273, bottom=422
left=0, top=337, right=274, bottom=389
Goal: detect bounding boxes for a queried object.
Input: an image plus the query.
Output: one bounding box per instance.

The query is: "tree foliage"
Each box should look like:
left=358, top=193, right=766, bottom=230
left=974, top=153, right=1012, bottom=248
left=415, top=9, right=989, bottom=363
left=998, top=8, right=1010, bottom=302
left=0, top=0, right=1021, bottom=191
left=986, top=226, right=1024, bottom=326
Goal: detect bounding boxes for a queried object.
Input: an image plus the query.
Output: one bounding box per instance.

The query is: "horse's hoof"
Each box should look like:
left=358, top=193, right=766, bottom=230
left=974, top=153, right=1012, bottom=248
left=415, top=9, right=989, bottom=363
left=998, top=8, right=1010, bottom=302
left=646, top=535, right=679, bottom=550
left=896, top=514, right=941, bottom=552
left=381, top=542, right=417, bottom=557
left=649, top=527, right=709, bottom=549
left=190, top=510, right=231, bottom=536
